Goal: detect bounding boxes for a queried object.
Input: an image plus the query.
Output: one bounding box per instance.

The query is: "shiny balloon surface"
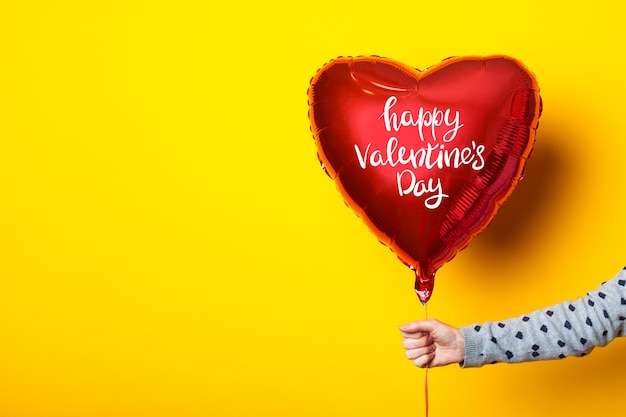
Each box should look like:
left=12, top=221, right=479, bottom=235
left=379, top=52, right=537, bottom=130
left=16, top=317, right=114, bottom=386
left=308, top=55, right=541, bottom=302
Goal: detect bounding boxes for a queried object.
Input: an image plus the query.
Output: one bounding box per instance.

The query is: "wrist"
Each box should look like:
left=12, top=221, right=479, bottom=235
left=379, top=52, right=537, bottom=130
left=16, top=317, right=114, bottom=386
left=454, top=327, right=465, bottom=364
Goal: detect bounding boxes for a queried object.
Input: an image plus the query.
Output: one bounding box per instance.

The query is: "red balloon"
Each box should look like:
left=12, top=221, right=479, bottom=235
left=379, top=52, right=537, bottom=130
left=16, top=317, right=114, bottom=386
left=307, top=55, right=541, bottom=303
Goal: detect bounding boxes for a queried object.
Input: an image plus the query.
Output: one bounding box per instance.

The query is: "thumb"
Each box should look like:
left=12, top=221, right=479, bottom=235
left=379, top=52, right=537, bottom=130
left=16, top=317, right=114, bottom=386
left=399, top=319, right=436, bottom=334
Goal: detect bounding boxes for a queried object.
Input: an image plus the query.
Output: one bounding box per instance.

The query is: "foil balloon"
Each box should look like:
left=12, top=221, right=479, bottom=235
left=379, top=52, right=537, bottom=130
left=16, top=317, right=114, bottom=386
left=307, top=55, right=541, bottom=303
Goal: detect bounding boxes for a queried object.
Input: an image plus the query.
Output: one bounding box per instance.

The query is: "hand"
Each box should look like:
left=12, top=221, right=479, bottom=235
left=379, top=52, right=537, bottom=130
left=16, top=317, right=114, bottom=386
left=399, top=318, right=465, bottom=368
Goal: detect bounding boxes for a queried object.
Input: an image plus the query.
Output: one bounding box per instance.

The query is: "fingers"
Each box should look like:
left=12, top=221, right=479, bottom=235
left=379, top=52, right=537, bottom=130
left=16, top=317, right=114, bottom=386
left=404, top=342, right=434, bottom=359
left=401, top=332, right=435, bottom=368
left=412, top=350, right=435, bottom=368
left=405, top=342, right=436, bottom=368
left=402, top=334, right=432, bottom=349
left=400, top=319, right=464, bottom=368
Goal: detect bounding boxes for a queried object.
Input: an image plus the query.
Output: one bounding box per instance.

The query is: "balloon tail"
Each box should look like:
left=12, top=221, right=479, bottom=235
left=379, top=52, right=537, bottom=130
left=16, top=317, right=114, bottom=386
left=414, top=268, right=435, bottom=303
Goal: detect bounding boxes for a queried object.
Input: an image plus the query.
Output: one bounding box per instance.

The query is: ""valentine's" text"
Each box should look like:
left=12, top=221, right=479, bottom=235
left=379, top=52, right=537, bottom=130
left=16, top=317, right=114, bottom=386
left=353, top=96, right=486, bottom=209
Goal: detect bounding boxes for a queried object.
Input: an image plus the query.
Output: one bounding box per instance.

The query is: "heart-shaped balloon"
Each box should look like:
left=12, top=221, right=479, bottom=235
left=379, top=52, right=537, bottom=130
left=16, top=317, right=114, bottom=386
left=308, top=55, right=541, bottom=303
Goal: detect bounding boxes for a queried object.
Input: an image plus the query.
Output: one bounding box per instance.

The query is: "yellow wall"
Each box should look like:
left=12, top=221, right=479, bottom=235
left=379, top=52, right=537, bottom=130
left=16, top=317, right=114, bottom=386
left=1, top=1, right=625, bottom=416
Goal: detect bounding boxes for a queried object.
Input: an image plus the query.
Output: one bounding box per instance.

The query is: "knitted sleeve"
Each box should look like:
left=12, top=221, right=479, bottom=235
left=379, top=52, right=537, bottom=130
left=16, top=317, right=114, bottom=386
left=460, top=268, right=626, bottom=368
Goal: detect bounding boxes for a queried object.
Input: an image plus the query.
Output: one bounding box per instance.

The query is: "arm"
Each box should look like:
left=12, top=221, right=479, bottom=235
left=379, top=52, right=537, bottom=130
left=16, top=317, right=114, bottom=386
left=462, top=269, right=626, bottom=367
left=401, top=268, right=626, bottom=368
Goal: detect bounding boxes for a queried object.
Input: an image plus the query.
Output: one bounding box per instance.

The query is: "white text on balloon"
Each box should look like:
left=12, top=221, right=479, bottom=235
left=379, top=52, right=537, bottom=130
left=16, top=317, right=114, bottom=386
left=379, top=96, right=464, bottom=142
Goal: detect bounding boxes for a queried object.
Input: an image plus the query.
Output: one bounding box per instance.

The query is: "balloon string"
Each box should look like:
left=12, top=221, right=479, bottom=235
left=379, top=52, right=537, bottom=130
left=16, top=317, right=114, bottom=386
left=424, top=302, right=429, bottom=417
left=425, top=367, right=429, bottom=417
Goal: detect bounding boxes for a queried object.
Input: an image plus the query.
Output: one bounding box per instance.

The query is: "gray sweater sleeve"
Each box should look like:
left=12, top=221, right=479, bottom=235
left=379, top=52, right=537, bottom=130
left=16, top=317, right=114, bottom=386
left=460, top=268, right=626, bottom=368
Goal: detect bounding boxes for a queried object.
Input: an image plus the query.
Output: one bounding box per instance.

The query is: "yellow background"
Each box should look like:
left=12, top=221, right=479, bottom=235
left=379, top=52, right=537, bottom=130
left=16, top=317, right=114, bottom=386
left=1, top=1, right=625, bottom=416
